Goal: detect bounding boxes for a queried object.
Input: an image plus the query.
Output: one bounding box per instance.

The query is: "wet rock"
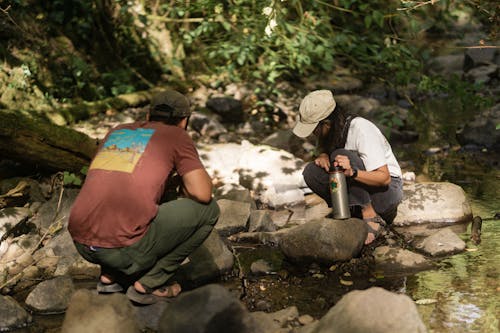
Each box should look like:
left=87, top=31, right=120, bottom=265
left=61, top=289, right=139, bottom=333
left=25, top=276, right=75, bottom=314
left=279, top=218, right=366, bottom=263
left=311, top=287, right=427, bottom=333
left=413, top=228, right=466, bottom=256
left=157, top=284, right=259, bottom=333
left=393, top=182, right=472, bottom=236
left=0, top=295, right=32, bottom=331
left=373, top=246, right=433, bottom=274
left=215, top=199, right=251, bottom=236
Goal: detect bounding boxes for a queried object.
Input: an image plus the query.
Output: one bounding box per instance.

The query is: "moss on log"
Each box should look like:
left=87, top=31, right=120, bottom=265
left=0, top=109, right=98, bottom=172
left=60, top=85, right=189, bottom=123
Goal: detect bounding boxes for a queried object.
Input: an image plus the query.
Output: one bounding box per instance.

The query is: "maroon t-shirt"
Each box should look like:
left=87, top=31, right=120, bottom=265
left=68, top=121, right=204, bottom=248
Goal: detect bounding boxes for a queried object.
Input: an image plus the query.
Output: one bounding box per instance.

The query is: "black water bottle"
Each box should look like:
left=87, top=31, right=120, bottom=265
left=329, top=165, right=351, bottom=219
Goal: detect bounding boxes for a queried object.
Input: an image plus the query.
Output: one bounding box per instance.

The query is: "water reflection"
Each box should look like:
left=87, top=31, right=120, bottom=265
left=406, top=214, right=500, bottom=333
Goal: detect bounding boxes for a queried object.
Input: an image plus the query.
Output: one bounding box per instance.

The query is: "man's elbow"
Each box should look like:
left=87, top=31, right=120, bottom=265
left=196, top=192, right=213, bottom=204
left=382, top=176, right=391, bottom=186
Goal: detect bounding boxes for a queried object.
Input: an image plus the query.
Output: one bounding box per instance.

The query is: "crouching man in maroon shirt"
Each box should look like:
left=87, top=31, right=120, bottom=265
left=69, top=90, right=220, bottom=304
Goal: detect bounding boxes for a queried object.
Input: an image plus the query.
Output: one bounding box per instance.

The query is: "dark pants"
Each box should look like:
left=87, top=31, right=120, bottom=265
left=303, top=149, right=403, bottom=223
left=74, top=198, right=220, bottom=289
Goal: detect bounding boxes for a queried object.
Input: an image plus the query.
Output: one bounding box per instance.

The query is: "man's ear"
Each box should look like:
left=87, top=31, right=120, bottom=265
left=146, top=112, right=151, bottom=121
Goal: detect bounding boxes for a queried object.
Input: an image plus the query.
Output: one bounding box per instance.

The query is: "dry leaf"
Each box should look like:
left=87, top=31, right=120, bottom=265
left=415, top=298, right=437, bottom=305
left=340, top=279, right=353, bottom=286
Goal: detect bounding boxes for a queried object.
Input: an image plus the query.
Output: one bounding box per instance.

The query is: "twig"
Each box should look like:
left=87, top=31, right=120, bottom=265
left=397, top=0, right=441, bottom=12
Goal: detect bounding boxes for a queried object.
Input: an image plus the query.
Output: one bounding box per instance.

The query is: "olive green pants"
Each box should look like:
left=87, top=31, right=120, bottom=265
left=75, top=198, right=220, bottom=289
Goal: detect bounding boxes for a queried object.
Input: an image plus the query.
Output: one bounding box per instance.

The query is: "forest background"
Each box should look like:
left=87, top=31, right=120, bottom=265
left=0, top=0, right=498, bottom=135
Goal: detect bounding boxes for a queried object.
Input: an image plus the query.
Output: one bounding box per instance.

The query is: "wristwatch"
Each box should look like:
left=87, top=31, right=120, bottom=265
left=351, top=168, right=358, bottom=179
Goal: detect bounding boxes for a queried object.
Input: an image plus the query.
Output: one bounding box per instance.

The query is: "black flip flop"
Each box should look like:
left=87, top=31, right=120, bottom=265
left=97, top=281, right=124, bottom=293
left=125, top=286, right=176, bottom=305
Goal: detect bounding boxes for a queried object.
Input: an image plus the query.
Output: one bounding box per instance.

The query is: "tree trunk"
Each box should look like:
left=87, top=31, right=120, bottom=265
left=0, top=109, right=98, bottom=172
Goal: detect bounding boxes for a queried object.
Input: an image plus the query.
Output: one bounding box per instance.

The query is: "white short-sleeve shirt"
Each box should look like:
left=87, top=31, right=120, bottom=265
left=344, top=117, right=402, bottom=178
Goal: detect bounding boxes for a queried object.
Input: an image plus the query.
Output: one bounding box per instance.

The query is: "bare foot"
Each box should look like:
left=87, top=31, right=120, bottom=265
left=134, top=281, right=182, bottom=297
left=100, top=274, right=114, bottom=284
left=364, top=221, right=380, bottom=245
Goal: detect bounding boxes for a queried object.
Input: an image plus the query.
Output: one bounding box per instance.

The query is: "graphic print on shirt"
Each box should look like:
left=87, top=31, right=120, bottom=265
left=89, top=128, right=155, bottom=173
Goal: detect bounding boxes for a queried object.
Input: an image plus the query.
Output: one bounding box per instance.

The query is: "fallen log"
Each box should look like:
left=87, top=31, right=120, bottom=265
left=0, top=109, right=98, bottom=172
left=60, top=85, right=188, bottom=123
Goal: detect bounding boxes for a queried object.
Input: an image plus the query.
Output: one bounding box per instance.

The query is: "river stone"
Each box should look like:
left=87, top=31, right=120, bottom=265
left=215, top=199, right=251, bottom=236
left=61, top=289, right=140, bottom=333
left=25, top=275, right=75, bottom=314
left=413, top=228, right=466, bottom=257
left=311, top=287, right=427, bottom=333
left=0, top=295, right=32, bottom=331
left=157, top=284, right=258, bottom=333
left=393, top=182, right=472, bottom=231
left=198, top=141, right=306, bottom=208
left=175, top=230, right=234, bottom=284
left=279, top=218, right=366, bottom=263
left=373, top=246, right=433, bottom=275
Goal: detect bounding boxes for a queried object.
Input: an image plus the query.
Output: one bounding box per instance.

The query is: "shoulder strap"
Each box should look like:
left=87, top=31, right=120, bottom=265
left=339, top=115, right=356, bottom=148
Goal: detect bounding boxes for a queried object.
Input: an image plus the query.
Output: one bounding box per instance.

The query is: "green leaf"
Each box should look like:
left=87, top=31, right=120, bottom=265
left=63, top=172, right=75, bottom=185
left=372, top=11, right=385, bottom=28
left=364, top=15, right=372, bottom=28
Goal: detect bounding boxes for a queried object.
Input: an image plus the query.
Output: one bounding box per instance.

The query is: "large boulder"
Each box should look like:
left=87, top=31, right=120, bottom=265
left=199, top=141, right=307, bottom=208
left=393, top=182, right=472, bottom=236
left=61, top=289, right=140, bottom=333
left=157, top=284, right=258, bottom=333
left=311, top=287, right=427, bottom=333
left=279, top=218, right=366, bottom=263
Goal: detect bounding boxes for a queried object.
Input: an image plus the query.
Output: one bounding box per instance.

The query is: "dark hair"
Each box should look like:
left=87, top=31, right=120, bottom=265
left=318, top=104, right=355, bottom=154
left=149, top=114, right=185, bottom=125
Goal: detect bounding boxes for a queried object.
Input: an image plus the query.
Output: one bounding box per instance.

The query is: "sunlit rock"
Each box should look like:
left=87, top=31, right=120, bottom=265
left=199, top=140, right=307, bottom=208
left=393, top=182, right=472, bottom=236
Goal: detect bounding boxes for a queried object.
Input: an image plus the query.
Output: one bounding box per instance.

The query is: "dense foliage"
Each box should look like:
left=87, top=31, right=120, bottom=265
left=0, top=0, right=497, bottom=110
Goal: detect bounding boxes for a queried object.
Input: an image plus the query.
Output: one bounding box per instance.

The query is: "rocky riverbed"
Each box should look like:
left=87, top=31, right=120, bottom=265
left=1, top=38, right=498, bottom=332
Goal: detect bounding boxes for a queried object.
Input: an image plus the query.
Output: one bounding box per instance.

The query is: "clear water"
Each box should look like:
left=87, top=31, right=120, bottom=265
left=401, top=95, right=500, bottom=333
left=405, top=183, right=500, bottom=333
